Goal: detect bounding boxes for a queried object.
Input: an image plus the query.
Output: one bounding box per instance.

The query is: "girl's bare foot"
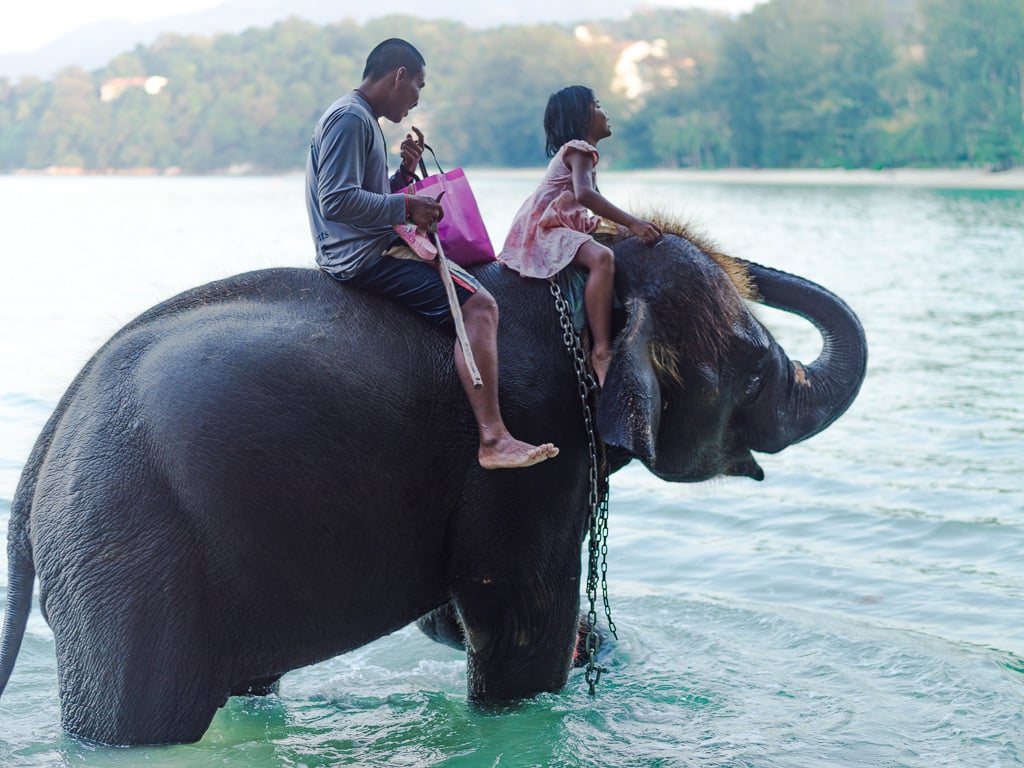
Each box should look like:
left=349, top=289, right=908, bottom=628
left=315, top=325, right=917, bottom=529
left=479, top=437, right=559, bottom=470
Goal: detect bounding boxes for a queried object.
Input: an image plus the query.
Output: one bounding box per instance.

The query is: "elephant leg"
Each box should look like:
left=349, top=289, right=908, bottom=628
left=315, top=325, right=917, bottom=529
left=53, top=602, right=223, bottom=745
left=42, top=499, right=226, bottom=744
left=416, top=602, right=466, bottom=651
left=420, top=600, right=605, bottom=670
left=453, top=577, right=581, bottom=705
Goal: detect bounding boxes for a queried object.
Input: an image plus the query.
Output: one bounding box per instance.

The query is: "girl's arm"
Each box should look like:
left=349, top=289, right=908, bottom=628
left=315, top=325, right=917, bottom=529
left=566, top=149, right=662, bottom=244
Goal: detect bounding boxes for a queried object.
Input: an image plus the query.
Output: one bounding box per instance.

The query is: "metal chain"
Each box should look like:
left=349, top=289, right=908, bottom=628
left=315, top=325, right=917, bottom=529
left=549, top=277, right=617, bottom=695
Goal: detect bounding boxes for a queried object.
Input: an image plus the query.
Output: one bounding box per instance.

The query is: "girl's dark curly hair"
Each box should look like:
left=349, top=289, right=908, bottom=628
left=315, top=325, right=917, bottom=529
left=543, top=85, right=596, bottom=158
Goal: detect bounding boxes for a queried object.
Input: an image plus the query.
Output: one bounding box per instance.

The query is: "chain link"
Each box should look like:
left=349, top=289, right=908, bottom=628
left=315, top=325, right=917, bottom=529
left=549, top=277, right=617, bottom=695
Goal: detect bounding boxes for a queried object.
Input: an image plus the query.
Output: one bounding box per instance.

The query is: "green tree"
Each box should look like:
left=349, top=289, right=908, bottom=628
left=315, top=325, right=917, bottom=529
left=0, top=2, right=1020, bottom=172
left=0, top=78, right=32, bottom=169
left=915, top=0, right=1024, bottom=168
left=713, top=0, right=894, bottom=168
left=8, top=76, right=52, bottom=170
left=30, top=67, right=101, bottom=168
left=606, top=9, right=732, bottom=168
left=422, top=24, right=614, bottom=167
left=710, top=22, right=763, bottom=166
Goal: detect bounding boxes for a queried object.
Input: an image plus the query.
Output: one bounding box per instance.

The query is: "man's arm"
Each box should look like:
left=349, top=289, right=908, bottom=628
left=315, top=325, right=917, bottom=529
left=316, top=111, right=405, bottom=228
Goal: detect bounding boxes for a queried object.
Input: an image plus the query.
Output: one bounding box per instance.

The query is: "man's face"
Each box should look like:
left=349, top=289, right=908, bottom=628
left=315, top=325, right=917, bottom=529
left=385, top=66, right=425, bottom=123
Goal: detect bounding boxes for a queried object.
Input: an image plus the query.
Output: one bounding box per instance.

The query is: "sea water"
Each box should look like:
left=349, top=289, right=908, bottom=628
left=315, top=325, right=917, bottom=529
left=0, top=172, right=1021, bottom=767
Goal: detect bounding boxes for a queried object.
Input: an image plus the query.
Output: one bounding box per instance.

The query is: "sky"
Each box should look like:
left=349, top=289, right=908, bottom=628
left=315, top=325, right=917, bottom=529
left=1, top=1, right=219, bottom=53
left=0, top=0, right=763, bottom=54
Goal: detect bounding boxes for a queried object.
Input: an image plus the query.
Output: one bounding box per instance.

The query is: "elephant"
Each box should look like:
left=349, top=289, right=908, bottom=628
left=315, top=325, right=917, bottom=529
left=0, top=221, right=866, bottom=746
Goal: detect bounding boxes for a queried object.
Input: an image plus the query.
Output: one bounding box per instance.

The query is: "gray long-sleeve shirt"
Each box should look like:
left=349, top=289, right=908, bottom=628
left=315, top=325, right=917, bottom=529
left=305, top=91, right=408, bottom=278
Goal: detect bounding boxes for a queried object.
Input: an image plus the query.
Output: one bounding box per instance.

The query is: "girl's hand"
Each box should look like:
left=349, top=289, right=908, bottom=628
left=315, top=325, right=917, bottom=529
left=628, top=218, right=663, bottom=245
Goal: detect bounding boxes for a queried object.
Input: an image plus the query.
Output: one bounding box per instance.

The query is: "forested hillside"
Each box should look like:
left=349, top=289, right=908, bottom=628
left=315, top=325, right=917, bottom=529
left=0, top=0, right=1020, bottom=172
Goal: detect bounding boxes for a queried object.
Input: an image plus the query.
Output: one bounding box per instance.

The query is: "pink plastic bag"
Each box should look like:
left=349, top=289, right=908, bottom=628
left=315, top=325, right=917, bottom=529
left=411, top=166, right=496, bottom=267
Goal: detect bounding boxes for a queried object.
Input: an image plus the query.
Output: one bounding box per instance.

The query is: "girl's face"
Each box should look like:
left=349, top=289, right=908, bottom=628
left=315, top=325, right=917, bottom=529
left=587, top=99, right=612, bottom=143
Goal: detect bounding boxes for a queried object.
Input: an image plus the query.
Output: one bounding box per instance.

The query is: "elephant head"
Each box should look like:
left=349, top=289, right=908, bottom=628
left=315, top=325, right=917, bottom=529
left=598, top=229, right=867, bottom=482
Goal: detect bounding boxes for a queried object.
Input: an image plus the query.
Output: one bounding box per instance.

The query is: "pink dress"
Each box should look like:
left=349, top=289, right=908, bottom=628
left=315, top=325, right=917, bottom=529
left=499, top=139, right=600, bottom=279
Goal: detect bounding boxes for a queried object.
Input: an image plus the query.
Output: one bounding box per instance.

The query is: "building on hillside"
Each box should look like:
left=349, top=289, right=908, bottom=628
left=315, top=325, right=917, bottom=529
left=100, top=76, right=169, bottom=102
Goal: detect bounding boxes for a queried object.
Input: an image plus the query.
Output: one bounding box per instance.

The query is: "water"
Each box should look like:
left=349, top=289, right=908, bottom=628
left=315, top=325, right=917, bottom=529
left=1, top=172, right=1022, bottom=767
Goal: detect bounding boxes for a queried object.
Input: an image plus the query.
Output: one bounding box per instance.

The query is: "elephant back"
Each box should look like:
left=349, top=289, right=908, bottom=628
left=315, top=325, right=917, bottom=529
left=94, top=265, right=582, bottom=470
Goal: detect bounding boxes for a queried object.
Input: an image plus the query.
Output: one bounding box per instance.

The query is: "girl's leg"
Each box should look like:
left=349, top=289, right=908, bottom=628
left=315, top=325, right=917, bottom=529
left=571, top=240, right=615, bottom=387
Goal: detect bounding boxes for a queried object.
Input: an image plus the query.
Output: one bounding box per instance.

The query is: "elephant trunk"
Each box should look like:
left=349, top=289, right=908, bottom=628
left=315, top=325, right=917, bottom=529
left=744, top=261, right=867, bottom=453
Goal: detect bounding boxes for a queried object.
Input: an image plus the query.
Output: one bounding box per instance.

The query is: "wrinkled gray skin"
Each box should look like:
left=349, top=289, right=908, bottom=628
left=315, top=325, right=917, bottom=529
left=0, top=234, right=866, bottom=745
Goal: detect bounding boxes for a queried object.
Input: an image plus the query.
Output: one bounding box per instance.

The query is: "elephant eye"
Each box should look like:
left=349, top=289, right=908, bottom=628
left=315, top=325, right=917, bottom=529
left=740, top=361, right=766, bottom=403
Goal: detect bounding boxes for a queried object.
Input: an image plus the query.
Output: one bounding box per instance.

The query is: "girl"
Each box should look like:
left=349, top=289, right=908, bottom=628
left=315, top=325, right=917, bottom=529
left=500, top=85, right=662, bottom=387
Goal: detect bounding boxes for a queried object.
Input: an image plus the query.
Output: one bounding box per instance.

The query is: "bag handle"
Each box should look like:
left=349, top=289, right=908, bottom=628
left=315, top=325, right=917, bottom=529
left=417, top=143, right=446, bottom=180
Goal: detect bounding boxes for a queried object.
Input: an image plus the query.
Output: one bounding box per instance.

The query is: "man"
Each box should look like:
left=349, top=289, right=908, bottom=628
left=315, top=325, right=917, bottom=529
left=306, top=38, right=558, bottom=470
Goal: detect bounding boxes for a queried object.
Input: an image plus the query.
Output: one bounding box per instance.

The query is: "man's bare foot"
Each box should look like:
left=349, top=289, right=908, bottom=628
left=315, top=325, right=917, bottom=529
left=591, top=349, right=612, bottom=388
left=479, top=437, right=559, bottom=470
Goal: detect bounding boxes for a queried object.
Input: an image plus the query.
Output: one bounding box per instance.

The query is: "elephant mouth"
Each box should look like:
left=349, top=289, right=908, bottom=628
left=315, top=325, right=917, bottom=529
left=646, top=442, right=765, bottom=483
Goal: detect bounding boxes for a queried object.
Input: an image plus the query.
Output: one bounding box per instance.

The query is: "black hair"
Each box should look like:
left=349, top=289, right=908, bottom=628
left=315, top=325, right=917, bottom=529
left=543, top=85, right=596, bottom=158
left=362, top=38, right=425, bottom=81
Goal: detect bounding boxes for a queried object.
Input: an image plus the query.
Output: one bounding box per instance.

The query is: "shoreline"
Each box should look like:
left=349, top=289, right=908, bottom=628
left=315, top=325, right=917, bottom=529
left=6, top=165, right=1024, bottom=190
left=607, top=167, right=1024, bottom=190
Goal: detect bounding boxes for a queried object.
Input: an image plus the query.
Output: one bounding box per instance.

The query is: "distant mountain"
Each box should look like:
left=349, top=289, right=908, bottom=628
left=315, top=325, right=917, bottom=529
left=0, top=0, right=654, bottom=81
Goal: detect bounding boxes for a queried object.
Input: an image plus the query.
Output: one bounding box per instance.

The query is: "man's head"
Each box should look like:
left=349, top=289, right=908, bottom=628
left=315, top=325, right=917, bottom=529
left=360, top=38, right=426, bottom=123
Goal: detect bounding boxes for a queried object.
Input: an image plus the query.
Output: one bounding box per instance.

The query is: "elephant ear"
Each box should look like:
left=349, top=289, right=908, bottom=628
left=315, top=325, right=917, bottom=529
left=597, top=297, right=661, bottom=461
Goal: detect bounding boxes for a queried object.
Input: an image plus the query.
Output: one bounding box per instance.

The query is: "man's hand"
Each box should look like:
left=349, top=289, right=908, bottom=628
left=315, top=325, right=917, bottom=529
left=405, top=193, right=443, bottom=230
left=400, top=126, right=426, bottom=177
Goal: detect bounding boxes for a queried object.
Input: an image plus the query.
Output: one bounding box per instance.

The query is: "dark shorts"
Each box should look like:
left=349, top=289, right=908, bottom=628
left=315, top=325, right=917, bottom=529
left=339, top=251, right=481, bottom=327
